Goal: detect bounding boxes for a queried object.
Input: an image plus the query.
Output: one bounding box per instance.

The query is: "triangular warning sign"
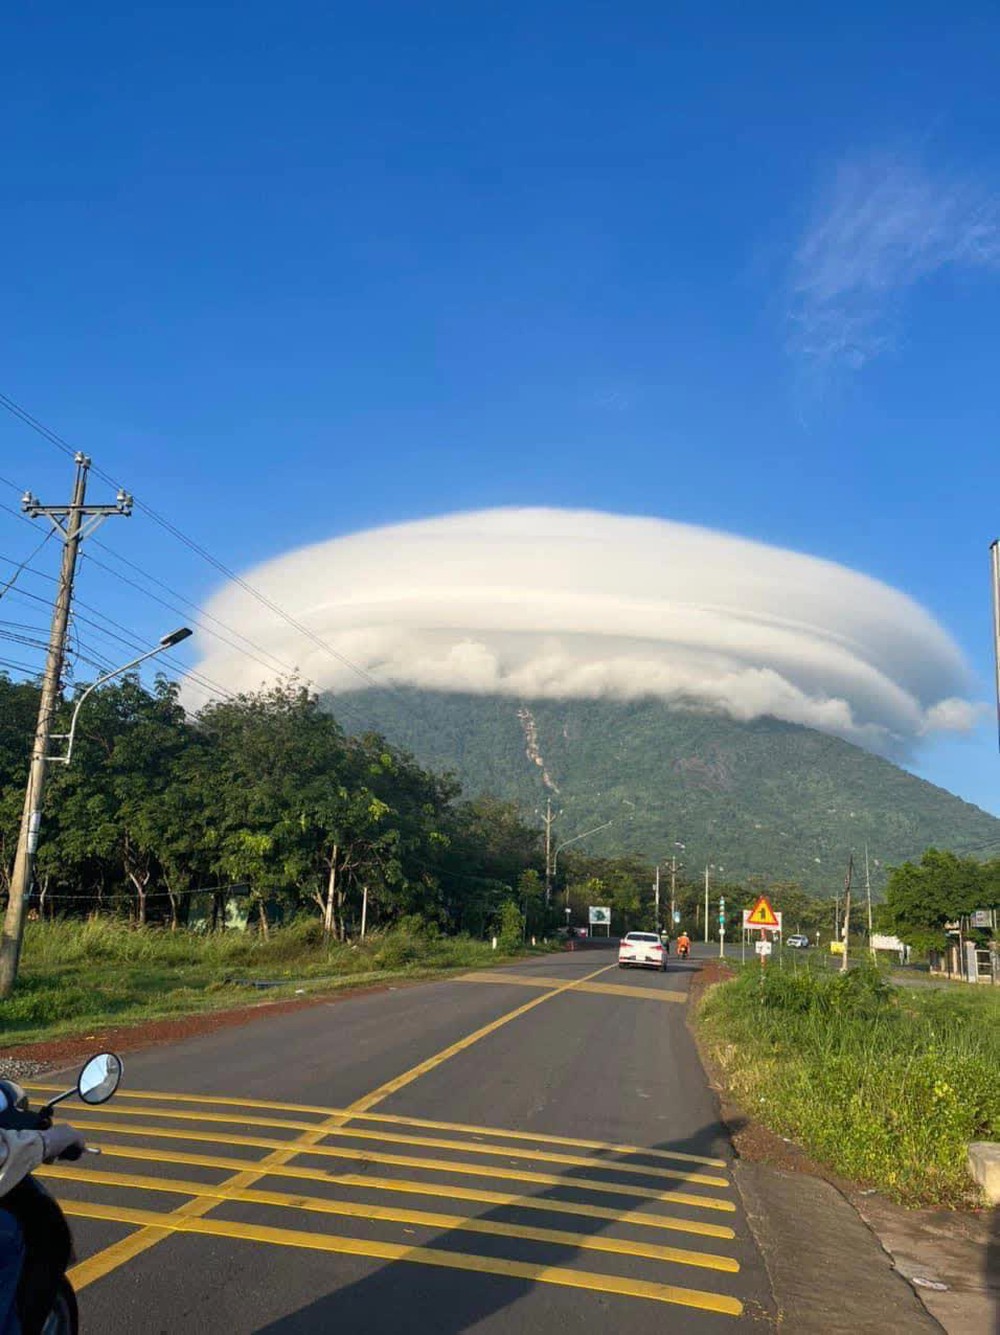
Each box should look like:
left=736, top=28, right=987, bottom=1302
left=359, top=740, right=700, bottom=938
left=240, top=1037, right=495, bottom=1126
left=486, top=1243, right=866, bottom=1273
left=747, top=895, right=779, bottom=928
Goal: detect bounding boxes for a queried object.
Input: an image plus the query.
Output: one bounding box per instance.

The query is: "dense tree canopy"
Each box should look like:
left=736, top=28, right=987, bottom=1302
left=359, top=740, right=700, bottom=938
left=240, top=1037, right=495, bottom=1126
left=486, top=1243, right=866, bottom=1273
left=0, top=674, right=547, bottom=937
left=881, top=848, right=1000, bottom=952
left=8, top=673, right=975, bottom=948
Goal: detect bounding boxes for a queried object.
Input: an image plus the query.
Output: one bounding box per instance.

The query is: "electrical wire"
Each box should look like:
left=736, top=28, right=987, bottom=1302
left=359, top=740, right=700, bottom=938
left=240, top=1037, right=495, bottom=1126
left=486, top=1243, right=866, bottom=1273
left=0, top=390, right=417, bottom=708
left=0, top=533, right=54, bottom=606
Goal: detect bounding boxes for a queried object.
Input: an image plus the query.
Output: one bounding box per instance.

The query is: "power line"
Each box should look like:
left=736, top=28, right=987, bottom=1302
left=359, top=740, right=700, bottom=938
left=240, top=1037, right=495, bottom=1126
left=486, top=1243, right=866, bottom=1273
left=0, top=393, right=77, bottom=461
left=0, top=530, right=54, bottom=604
left=0, top=655, right=43, bottom=677
left=80, top=549, right=295, bottom=683
left=0, top=558, right=236, bottom=707
left=0, top=390, right=403, bottom=701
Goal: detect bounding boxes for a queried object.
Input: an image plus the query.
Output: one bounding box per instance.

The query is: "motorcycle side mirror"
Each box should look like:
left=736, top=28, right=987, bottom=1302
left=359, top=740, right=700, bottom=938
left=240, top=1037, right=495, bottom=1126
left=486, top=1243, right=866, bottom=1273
left=77, top=1053, right=124, bottom=1105
left=41, top=1050, right=125, bottom=1114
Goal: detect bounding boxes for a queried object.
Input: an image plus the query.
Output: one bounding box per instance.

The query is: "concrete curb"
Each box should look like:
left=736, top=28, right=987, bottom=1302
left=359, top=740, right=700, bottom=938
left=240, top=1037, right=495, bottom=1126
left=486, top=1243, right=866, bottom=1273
left=967, top=1143, right=1000, bottom=1205
left=733, top=1162, right=943, bottom=1333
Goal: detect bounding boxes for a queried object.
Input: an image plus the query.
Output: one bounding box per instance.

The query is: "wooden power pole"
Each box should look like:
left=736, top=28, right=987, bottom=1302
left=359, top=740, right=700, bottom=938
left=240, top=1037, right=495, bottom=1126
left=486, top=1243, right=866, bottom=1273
left=840, top=854, right=854, bottom=974
left=0, top=454, right=131, bottom=996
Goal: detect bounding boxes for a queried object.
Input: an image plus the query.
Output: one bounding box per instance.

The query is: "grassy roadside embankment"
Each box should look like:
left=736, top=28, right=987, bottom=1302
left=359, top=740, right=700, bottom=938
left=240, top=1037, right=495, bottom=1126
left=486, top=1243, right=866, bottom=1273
left=0, top=918, right=556, bottom=1049
left=697, top=959, right=1000, bottom=1207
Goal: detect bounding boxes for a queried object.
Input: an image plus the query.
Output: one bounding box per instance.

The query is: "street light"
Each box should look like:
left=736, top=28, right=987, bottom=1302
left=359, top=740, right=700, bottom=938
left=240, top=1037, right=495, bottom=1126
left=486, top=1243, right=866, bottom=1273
left=553, top=820, right=615, bottom=905
left=52, top=627, right=193, bottom=765
left=704, top=863, right=723, bottom=943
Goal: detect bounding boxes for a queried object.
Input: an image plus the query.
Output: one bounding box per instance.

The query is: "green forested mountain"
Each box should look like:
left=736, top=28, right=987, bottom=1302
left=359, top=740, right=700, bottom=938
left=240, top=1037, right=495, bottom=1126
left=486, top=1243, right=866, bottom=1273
left=332, top=689, right=1000, bottom=896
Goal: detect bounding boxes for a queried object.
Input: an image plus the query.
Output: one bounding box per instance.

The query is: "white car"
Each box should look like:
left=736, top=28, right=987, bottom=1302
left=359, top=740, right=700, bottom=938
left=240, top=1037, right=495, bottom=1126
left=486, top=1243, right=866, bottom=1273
left=618, top=932, right=667, bottom=971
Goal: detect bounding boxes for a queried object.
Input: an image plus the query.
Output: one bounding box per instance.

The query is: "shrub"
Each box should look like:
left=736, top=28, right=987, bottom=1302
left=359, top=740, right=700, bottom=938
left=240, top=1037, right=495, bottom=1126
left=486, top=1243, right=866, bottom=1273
left=497, top=900, right=524, bottom=953
left=698, top=961, right=1000, bottom=1206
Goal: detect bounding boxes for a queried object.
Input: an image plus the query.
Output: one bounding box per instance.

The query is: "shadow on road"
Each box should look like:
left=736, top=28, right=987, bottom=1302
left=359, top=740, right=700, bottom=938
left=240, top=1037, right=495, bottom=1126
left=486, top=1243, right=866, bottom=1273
left=251, top=1120, right=742, bottom=1334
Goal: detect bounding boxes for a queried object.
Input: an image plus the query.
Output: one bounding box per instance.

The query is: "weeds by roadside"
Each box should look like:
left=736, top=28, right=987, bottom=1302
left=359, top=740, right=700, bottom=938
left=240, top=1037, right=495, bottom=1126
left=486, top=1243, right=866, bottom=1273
left=698, top=958, right=1000, bottom=1207
left=0, top=917, right=555, bottom=1047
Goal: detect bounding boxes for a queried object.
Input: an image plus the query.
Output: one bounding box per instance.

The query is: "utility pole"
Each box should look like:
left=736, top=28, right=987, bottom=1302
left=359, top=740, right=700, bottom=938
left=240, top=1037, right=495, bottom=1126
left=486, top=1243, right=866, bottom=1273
left=718, top=894, right=726, bottom=958
left=704, top=865, right=710, bottom=944
left=865, top=844, right=874, bottom=958
left=991, top=541, right=1000, bottom=752
left=654, top=864, right=660, bottom=933
left=0, top=454, right=131, bottom=997
left=670, top=854, right=678, bottom=929
left=542, top=798, right=555, bottom=906
left=840, top=854, right=854, bottom=974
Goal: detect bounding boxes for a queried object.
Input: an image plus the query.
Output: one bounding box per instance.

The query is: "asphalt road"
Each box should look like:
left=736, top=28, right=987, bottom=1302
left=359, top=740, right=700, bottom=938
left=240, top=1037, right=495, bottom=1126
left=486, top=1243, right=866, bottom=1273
left=33, top=944, right=776, bottom=1332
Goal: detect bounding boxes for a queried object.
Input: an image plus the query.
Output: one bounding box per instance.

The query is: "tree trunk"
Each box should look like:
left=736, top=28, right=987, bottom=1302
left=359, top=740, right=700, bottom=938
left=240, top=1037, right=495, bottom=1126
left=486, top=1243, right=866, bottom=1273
left=256, top=896, right=270, bottom=939
left=126, top=871, right=150, bottom=927
left=38, top=875, right=48, bottom=921
left=164, top=877, right=179, bottom=931
left=323, top=845, right=338, bottom=939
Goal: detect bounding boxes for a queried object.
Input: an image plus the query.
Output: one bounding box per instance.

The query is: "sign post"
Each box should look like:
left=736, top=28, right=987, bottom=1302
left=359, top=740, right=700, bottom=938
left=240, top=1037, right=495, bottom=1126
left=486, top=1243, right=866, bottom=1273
left=588, top=905, right=611, bottom=938
left=743, top=896, right=782, bottom=971
left=718, top=895, right=726, bottom=958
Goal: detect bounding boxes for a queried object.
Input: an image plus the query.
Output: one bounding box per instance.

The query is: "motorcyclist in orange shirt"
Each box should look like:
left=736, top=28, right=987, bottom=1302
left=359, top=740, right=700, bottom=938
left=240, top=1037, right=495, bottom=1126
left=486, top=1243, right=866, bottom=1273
left=676, top=931, right=691, bottom=959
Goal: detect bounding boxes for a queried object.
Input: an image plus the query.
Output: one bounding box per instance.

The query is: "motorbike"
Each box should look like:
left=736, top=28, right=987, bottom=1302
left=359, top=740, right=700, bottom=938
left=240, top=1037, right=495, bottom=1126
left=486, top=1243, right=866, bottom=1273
left=1, top=1051, right=124, bottom=1335
left=677, top=941, right=690, bottom=960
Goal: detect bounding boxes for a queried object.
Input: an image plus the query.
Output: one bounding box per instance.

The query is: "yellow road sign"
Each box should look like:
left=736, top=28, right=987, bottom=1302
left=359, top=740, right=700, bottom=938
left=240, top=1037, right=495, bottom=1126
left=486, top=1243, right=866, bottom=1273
left=746, top=896, right=780, bottom=929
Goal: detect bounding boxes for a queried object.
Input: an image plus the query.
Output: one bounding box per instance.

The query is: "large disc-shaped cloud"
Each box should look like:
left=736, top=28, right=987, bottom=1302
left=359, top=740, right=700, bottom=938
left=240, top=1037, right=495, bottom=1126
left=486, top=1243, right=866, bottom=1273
left=189, top=507, right=976, bottom=751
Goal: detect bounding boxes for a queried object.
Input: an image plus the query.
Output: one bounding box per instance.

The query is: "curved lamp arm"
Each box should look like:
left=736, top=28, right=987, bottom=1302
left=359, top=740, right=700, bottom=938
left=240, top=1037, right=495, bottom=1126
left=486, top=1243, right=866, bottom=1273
left=51, top=627, right=192, bottom=765
left=552, top=819, right=614, bottom=877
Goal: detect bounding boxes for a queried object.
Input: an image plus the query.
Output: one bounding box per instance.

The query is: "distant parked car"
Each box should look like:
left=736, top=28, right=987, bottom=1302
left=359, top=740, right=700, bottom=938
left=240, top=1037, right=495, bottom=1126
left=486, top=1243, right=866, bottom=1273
left=618, top=932, right=667, bottom=971
left=786, top=934, right=810, bottom=949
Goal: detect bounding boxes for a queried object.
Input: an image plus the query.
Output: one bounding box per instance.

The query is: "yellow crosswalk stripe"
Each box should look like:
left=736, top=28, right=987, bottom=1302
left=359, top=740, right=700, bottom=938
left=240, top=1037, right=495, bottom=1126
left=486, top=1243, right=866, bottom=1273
left=26, top=1082, right=725, bottom=1169
left=458, top=972, right=570, bottom=988
left=61, top=1199, right=744, bottom=1317
left=67, top=961, right=621, bottom=1290
left=70, top=1117, right=738, bottom=1212
left=41, top=1164, right=740, bottom=1275
left=457, top=972, right=687, bottom=1003
left=575, top=981, right=687, bottom=1002
left=91, top=1142, right=737, bottom=1239
left=61, top=1102, right=728, bottom=1188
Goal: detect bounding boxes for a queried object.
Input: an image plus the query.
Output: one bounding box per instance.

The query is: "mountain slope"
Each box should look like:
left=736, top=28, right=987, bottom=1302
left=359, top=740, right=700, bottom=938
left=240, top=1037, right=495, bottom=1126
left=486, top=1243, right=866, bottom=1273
left=330, top=690, right=1000, bottom=894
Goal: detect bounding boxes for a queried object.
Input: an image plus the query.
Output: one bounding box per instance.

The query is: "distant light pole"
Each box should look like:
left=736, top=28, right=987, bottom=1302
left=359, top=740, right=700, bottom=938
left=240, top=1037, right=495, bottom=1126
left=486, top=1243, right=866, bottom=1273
left=704, top=864, right=723, bottom=944
left=554, top=821, right=615, bottom=906
left=52, top=627, right=193, bottom=765
left=669, top=841, right=684, bottom=930
left=991, top=540, right=1000, bottom=751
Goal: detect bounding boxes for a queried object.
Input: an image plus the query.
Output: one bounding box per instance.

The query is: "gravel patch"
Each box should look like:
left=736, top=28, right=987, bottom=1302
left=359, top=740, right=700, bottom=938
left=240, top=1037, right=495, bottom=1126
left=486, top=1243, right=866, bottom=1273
left=0, top=1058, right=49, bottom=1081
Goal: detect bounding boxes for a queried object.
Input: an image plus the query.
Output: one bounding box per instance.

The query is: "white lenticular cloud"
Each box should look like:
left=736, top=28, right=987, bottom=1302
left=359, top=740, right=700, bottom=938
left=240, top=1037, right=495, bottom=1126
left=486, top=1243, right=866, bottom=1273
left=188, top=507, right=975, bottom=753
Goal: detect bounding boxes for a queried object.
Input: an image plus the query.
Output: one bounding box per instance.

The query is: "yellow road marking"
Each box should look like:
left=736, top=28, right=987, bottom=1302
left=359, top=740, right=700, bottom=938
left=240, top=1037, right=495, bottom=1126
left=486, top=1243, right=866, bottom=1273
left=42, top=1164, right=739, bottom=1275
left=576, top=981, right=686, bottom=1002
left=92, top=1143, right=737, bottom=1239
left=62, top=1103, right=728, bottom=1188
left=62, top=1199, right=743, bottom=1317
left=70, top=961, right=622, bottom=1290
left=458, top=972, right=687, bottom=1003
left=68, top=1118, right=737, bottom=1212
left=458, top=972, right=571, bottom=988
left=346, top=963, right=619, bottom=1114
left=27, top=1083, right=725, bottom=1169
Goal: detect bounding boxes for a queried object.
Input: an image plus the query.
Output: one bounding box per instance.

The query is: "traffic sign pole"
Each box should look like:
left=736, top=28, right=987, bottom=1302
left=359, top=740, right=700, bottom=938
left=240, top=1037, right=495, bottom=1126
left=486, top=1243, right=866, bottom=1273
left=718, top=895, right=726, bottom=958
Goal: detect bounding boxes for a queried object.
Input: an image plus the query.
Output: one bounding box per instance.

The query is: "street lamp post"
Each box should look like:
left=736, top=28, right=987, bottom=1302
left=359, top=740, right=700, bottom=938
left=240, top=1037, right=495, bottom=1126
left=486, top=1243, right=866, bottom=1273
left=0, top=625, right=192, bottom=996
left=553, top=820, right=615, bottom=906
left=669, top=841, right=684, bottom=930
left=51, top=627, right=193, bottom=765
left=704, top=863, right=723, bottom=943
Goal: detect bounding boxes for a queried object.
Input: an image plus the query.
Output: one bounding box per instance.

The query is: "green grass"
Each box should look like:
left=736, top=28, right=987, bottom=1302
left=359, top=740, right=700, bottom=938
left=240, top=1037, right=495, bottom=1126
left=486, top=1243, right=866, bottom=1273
left=0, top=918, right=556, bottom=1048
left=697, top=958, right=1000, bottom=1207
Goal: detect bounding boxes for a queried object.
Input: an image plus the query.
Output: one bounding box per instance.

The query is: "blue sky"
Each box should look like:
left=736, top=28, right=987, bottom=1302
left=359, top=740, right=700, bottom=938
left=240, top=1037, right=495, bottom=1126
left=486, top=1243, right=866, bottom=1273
left=2, top=2, right=999, bottom=816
